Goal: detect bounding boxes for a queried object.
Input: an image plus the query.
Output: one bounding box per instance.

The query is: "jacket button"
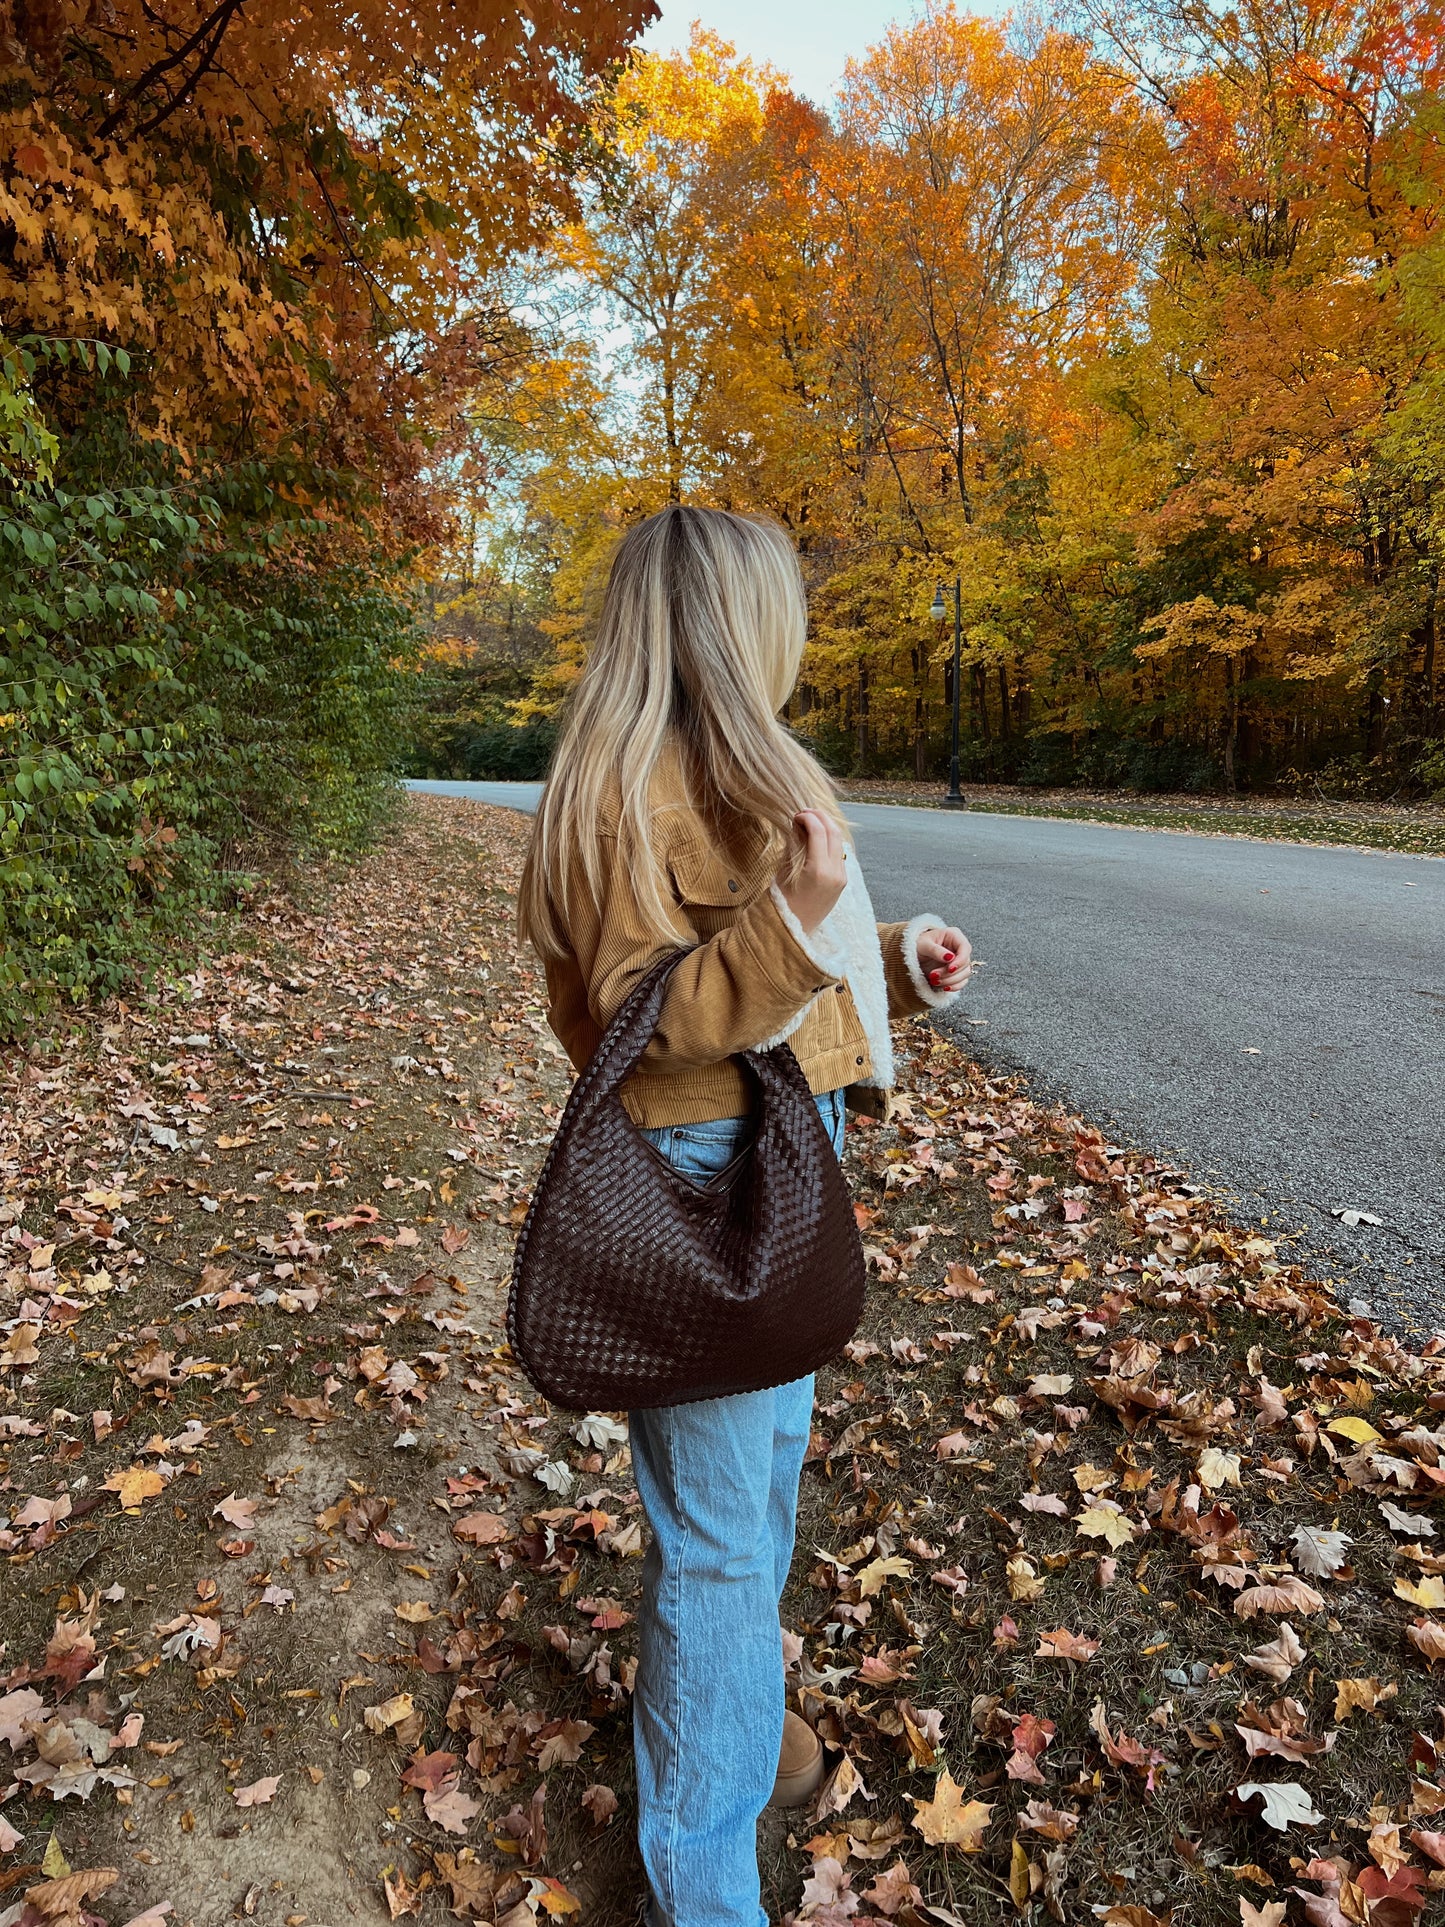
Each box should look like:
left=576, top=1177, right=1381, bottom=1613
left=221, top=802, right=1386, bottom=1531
left=856, top=1055, right=865, bottom=1066
left=835, top=984, right=845, bottom=994
left=727, top=878, right=739, bottom=892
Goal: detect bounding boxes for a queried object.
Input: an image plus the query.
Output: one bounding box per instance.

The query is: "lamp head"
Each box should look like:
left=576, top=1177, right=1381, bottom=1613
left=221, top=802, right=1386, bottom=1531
left=929, top=584, right=947, bottom=621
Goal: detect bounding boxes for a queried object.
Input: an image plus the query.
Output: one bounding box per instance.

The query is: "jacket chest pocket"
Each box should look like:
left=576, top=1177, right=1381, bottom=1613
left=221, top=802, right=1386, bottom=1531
left=667, top=837, right=769, bottom=913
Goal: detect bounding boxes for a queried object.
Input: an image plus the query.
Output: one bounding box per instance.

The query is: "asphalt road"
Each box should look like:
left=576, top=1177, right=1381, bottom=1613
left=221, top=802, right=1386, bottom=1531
left=408, top=778, right=1445, bottom=1326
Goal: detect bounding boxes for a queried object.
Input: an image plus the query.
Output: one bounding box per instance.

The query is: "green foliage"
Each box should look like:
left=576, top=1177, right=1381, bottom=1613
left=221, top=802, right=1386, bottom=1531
left=0, top=441, right=421, bottom=1034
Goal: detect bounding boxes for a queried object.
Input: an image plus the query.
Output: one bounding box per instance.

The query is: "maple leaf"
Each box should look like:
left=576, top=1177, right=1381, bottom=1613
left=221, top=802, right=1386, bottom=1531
left=1233, top=1577, right=1325, bottom=1618
left=1242, top=1623, right=1306, bottom=1684
left=1240, top=1904, right=1287, bottom=1927
left=1075, top=1501, right=1137, bottom=1549
left=212, top=1494, right=258, bottom=1529
left=1334, top=1676, right=1397, bottom=1720
left=1007, top=1554, right=1044, bottom=1601
left=1090, top=1700, right=1167, bottom=1789
left=535, top=1718, right=595, bottom=1769
left=1395, top=1574, right=1445, bottom=1608
left=800, top=1857, right=852, bottom=1912
left=102, top=1465, right=166, bottom=1509
left=425, top=1780, right=480, bottom=1834
left=909, top=1768, right=992, bottom=1849
left=1027, top=1373, right=1074, bottom=1397
left=363, top=1693, right=416, bottom=1734
left=1198, top=1447, right=1242, bottom=1491
left=582, top=1783, right=619, bottom=1827
left=1408, top=1616, right=1445, bottom=1661
left=1235, top=1780, right=1324, bottom=1829
left=1017, top=1798, right=1080, bottom=1840
left=1036, top=1627, right=1100, bottom=1662
left=452, top=1511, right=509, bottom=1546
left=1020, top=1491, right=1069, bottom=1515
left=233, top=1773, right=280, bottom=1807
left=401, top=1749, right=460, bottom=1793
left=857, top=1554, right=913, bottom=1597
left=1006, top=1712, right=1056, bottom=1784
left=43, top=1619, right=98, bottom=1692
left=815, top=1751, right=872, bottom=1820
left=0, top=1686, right=44, bottom=1746
left=1235, top=1698, right=1335, bottom=1760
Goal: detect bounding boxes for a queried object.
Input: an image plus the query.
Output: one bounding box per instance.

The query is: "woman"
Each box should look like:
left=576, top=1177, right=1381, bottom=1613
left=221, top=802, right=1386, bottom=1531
left=518, top=504, right=970, bottom=1927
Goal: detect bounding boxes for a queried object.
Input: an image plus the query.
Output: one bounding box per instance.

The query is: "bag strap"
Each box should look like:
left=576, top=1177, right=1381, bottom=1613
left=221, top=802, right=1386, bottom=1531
left=570, top=947, right=695, bottom=1115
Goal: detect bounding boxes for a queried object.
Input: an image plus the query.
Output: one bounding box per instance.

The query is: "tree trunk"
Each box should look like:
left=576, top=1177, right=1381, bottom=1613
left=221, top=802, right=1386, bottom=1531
left=857, top=660, right=870, bottom=773
left=997, top=665, right=1011, bottom=741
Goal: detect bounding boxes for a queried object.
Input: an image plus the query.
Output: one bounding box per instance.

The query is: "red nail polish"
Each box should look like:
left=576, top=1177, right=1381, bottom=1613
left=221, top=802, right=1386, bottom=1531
left=929, top=970, right=941, bottom=984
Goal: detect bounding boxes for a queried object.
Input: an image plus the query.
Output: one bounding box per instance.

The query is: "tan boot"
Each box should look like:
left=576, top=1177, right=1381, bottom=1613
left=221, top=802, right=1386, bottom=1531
left=768, top=1710, right=824, bottom=1809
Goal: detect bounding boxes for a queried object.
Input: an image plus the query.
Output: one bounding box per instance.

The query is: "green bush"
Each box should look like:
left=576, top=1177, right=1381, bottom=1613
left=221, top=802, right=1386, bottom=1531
left=0, top=457, right=420, bottom=1033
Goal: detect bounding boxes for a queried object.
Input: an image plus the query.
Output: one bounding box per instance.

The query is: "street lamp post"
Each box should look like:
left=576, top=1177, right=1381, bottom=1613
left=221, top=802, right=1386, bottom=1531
left=930, top=578, right=966, bottom=808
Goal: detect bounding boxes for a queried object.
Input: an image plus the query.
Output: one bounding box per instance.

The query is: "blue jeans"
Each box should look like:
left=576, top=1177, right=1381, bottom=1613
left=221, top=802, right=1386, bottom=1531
left=631, top=1087, right=846, bottom=1927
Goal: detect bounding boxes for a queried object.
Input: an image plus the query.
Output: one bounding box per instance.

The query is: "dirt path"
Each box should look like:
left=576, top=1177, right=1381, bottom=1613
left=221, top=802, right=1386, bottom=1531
left=6, top=795, right=1445, bottom=1927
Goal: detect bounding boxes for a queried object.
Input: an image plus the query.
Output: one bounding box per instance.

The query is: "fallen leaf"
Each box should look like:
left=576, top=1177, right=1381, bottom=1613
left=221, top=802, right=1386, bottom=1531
left=1236, top=1780, right=1324, bottom=1830
left=1016, top=1798, right=1080, bottom=1841
left=1407, top=1617, right=1445, bottom=1661
left=1381, top=1502, right=1436, bottom=1537
left=910, top=1768, right=992, bottom=1849
left=233, top=1774, right=280, bottom=1807
left=1291, top=1525, right=1352, bottom=1578
left=452, top=1512, right=508, bottom=1546
left=1334, top=1677, right=1398, bottom=1721
left=582, top=1783, right=619, bottom=1827
left=1075, top=1502, right=1137, bottom=1550
left=1240, top=1903, right=1287, bottom=1927
left=363, top=1693, right=416, bottom=1734
left=857, top=1554, right=913, bottom=1598
left=1036, top=1628, right=1100, bottom=1662
left=1198, top=1448, right=1242, bottom=1491
left=102, top=1466, right=166, bottom=1509
left=1234, top=1578, right=1325, bottom=1618
left=1396, top=1574, right=1445, bottom=1609
left=1243, top=1624, right=1306, bottom=1684
left=1326, top=1415, right=1381, bottom=1445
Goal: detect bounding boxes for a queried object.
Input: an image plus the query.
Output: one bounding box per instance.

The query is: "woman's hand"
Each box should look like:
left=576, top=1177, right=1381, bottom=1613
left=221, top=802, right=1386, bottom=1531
left=780, top=810, right=847, bottom=935
left=916, top=924, right=971, bottom=993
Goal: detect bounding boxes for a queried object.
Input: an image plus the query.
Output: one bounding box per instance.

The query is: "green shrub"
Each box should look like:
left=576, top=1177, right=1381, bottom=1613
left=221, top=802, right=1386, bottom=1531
left=0, top=461, right=420, bottom=1033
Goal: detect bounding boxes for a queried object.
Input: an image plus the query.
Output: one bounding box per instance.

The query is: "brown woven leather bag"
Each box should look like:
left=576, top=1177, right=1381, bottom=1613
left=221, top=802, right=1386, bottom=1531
left=508, top=949, right=866, bottom=1412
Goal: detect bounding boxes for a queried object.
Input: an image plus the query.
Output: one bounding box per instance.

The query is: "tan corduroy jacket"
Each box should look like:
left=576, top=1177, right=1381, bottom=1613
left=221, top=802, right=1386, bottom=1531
left=539, top=751, right=941, bottom=1128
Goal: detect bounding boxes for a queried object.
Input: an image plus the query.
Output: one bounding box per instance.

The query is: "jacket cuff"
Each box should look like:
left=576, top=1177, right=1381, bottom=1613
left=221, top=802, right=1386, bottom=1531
left=768, top=884, right=848, bottom=980
left=900, top=913, right=962, bottom=1009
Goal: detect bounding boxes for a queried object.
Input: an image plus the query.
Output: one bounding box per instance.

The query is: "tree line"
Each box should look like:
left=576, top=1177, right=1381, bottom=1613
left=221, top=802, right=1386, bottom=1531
left=0, top=0, right=654, bottom=1027
left=419, top=0, right=1445, bottom=801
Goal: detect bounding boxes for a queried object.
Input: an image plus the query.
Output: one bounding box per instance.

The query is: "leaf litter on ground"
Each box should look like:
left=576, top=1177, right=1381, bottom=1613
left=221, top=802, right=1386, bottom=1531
left=5, top=794, right=1445, bottom=1925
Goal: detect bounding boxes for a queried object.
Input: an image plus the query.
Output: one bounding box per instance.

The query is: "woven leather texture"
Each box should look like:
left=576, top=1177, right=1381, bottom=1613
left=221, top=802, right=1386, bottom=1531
left=508, top=949, right=866, bottom=1412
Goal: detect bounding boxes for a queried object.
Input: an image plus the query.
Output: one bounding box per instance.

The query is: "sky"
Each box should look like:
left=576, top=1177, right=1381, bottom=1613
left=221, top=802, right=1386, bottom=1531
left=641, top=0, right=1000, bottom=107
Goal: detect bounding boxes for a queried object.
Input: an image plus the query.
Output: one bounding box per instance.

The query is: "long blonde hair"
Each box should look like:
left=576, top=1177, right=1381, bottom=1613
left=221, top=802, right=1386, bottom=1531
left=518, top=504, right=841, bottom=960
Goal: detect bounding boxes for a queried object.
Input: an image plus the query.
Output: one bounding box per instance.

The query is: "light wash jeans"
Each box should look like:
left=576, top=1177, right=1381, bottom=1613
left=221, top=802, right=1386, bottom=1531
left=631, top=1087, right=846, bottom=1927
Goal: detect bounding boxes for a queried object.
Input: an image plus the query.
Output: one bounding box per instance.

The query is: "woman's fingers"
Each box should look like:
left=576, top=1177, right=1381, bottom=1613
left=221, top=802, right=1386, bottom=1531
left=783, top=811, right=848, bottom=935
left=917, top=924, right=973, bottom=989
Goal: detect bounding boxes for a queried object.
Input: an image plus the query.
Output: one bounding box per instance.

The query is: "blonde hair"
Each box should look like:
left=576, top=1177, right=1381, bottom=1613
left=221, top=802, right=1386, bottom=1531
left=518, top=504, right=841, bottom=961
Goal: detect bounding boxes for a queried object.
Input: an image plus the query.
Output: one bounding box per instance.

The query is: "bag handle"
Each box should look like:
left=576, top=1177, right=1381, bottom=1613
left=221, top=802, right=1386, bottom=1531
left=569, top=947, right=695, bottom=1117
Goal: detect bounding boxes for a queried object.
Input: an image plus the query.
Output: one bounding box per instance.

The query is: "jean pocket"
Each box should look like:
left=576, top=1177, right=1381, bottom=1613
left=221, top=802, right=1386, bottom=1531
left=666, top=1115, right=753, bottom=1183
